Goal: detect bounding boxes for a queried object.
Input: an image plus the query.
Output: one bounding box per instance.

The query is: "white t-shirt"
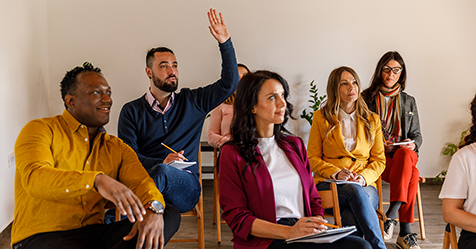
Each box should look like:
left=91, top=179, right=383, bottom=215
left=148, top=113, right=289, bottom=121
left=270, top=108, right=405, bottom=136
left=439, top=142, right=476, bottom=215
left=258, top=136, right=304, bottom=219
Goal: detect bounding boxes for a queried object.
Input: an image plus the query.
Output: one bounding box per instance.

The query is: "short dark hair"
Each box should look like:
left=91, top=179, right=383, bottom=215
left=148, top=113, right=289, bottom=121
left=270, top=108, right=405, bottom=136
left=60, top=62, right=102, bottom=108
left=237, top=63, right=250, bottom=73
left=146, top=47, right=175, bottom=68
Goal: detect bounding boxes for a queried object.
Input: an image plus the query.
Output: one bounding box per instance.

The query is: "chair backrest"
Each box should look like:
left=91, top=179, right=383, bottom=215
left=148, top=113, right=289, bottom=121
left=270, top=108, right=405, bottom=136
left=318, top=182, right=342, bottom=227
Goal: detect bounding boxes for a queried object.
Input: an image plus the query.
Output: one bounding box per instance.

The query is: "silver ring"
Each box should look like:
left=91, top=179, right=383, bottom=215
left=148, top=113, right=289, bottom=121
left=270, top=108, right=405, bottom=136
left=307, top=218, right=311, bottom=222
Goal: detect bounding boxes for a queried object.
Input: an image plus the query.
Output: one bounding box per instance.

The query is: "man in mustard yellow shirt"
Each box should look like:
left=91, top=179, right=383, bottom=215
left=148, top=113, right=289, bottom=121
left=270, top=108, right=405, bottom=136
left=11, top=62, right=180, bottom=249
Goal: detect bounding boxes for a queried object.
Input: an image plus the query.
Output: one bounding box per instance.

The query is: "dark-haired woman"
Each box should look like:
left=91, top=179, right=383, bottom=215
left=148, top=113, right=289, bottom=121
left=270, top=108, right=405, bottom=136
left=362, top=51, right=422, bottom=249
left=219, top=70, right=371, bottom=249
left=208, top=63, right=250, bottom=149
left=308, top=66, right=386, bottom=249
left=440, top=93, right=476, bottom=249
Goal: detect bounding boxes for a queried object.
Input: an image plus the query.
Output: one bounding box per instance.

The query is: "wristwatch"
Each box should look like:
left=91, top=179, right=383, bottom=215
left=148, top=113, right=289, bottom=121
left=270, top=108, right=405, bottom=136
left=144, top=200, right=164, bottom=214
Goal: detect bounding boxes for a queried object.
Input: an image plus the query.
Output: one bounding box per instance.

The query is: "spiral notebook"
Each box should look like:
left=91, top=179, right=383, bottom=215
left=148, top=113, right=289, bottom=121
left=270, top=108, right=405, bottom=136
left=285, top=226, right=356, bottom=244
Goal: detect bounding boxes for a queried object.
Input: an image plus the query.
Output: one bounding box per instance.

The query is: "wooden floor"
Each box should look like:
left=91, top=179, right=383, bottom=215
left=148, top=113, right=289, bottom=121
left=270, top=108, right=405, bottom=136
left=0, top=180, right=449, bottom=249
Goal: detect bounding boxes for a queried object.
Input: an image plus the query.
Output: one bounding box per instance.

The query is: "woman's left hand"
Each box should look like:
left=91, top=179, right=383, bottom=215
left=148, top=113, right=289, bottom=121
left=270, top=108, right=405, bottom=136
left=400, top=138, right=416, bottom=150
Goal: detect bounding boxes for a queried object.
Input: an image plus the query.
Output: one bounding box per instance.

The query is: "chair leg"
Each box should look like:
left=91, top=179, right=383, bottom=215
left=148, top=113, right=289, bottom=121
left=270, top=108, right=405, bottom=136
left=416, top=182, right=426, bottom=240
left=214, top=166, right=222, bottom=243
left=449, top=224, right=458, bottom=249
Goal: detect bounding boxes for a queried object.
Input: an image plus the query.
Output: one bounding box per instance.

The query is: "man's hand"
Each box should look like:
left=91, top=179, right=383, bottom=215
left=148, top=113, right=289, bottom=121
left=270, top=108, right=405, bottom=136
left=124, top=210, right=165, bottom=249
left=94, top=174, right=146, bottom=223
left=163, top=150, right=186, bottom=164
left=207, top=8, right=230, bottom=44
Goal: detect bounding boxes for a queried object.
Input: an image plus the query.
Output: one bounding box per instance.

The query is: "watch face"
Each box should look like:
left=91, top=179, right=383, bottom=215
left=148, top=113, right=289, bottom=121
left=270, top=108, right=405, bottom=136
left=151, top=200, right=164, bottom=214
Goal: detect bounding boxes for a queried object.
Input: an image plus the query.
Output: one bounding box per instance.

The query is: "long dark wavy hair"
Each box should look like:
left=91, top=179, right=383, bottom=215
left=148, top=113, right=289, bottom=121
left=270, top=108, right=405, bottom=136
left=363, top=51, right=407, bottom=100
left=461, top=94, right=476, bottom=149
left=228, top=70, right=296, bottom=172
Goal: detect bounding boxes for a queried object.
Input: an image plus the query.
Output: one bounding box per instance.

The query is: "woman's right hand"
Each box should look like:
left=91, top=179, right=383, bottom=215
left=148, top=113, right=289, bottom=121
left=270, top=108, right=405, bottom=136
left=336, top=168, right=353, bottom=181
left=286, top=216, right=327, bottom=239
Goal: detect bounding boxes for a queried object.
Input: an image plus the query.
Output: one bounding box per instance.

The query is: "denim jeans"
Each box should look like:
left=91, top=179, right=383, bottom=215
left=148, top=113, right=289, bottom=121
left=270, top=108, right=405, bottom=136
left=317, top=182, right=386, bottom=249
left=147, top=163, right=201, bottom=213
left=267, top=218, right=372, bottom=249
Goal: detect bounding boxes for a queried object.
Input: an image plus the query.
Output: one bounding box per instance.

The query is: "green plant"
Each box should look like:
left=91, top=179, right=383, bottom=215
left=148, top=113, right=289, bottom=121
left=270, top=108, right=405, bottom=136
left=434, top=128, right=470, bottom=182
left=300, top=80, right=327, bottom=126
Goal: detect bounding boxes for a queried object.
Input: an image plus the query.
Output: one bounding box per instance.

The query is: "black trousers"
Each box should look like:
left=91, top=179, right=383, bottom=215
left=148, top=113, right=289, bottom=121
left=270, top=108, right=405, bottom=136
left=13, top=204, right=181, bottom=249
left=459, top=229, right=476, bottom=249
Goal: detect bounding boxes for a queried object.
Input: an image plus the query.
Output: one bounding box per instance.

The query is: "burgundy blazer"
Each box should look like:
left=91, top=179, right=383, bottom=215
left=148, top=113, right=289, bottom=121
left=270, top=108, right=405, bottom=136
left=219, top=136, right=324, bottom=249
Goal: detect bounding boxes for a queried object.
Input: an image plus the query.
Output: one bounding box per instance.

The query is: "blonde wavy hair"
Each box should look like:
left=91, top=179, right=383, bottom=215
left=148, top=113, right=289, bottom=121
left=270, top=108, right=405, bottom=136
left=320, top=66, right=374, bottom=145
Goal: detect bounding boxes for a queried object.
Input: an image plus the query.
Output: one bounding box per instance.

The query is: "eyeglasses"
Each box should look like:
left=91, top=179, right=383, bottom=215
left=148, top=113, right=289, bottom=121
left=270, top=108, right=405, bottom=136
left=382, top=66, right=403, bottom=74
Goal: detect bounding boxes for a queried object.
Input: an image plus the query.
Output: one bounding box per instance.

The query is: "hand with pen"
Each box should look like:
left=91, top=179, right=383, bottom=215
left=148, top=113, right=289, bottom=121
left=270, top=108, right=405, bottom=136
left=336, top=168, right=366, bottom=186
left=161, top=143, right=188, bottom=164
left=286, top=216, right=329, bottom=239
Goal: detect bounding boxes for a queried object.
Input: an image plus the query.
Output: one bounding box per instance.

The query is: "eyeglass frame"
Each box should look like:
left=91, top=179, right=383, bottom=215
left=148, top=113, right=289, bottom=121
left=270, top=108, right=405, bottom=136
left=382, top=66, right=403, bottom=74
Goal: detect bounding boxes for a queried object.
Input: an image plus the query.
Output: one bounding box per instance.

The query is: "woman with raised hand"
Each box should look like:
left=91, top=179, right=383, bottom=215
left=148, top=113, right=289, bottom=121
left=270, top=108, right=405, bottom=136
left=219, top=70, right=371, bottom=249
left=362, top=51, right=422, bottom=249
left=308, top=66, right=386, bottom=249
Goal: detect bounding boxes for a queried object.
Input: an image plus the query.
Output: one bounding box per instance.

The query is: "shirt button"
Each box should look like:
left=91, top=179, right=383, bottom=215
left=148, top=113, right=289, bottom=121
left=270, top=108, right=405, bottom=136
left=85, top=138, right=88, bottom=142
left=83, top=202, right=87, bottom=205
left=66, top=189, right=69, bottom=193
left=86, top=161, right=89, bottom=164
left=86, top=184, right=90, bottom=189
left=81, top=125, right=85, bottom=128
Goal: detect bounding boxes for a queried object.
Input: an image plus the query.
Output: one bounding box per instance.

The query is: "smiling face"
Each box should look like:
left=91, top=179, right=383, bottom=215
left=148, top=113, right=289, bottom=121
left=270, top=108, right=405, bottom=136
left=66, top=71, right=112, bottom=129
left=252, top=79, right=286, bottom=137
left=338, top=70, right=359, bottom=109
left=147, top=52, right=179, bottom=92
left=381, top=59, right=402, bottom=89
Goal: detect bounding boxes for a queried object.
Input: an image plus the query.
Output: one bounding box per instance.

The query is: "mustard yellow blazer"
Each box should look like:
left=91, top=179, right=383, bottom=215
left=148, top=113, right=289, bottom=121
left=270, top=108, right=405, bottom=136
left=307, top=110, right=386, bottom=188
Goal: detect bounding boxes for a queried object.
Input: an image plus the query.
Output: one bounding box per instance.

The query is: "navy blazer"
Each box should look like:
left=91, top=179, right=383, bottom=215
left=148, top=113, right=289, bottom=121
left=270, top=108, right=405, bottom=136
left=219, top=135, right=324, bottom=249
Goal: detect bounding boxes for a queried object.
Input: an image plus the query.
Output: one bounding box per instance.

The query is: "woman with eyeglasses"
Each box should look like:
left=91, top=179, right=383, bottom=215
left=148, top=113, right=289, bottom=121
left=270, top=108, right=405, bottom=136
left=362, top=51, right=423, bottom=249
left=308, top=66, right=386, bottom=249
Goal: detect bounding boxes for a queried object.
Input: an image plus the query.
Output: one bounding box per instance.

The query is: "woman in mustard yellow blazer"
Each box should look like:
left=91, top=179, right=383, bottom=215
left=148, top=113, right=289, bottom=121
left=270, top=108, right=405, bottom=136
left=307, top=66, right=386, bottom=249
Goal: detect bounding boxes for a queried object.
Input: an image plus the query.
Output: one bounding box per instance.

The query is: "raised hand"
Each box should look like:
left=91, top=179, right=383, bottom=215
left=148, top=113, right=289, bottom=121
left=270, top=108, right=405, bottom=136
left=94, top=174, right=146, bottom=223
left=207, top=8, right=230, bottom=44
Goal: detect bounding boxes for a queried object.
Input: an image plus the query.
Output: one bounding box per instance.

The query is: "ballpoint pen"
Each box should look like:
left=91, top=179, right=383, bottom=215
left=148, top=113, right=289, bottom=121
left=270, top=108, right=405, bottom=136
left=161, top=142, right=189, bottom=161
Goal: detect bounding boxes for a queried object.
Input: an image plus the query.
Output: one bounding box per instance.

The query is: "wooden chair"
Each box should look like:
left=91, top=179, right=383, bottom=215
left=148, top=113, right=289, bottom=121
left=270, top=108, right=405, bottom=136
left=377, top=176, right=426, bottom=240
left=443, top=223, right=458, bottom=249
left=212, top=148, right=227, bottom=243
left=318, top=182, right=342, bottom=227
left=376, top=177, right=387, bottom=238
left=169, top=146, right=205, bottom=249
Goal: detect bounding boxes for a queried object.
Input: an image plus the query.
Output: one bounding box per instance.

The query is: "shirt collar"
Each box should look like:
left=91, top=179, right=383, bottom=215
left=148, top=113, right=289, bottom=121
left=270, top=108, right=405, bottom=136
left=61, top=109, right=106, bottom=134
left=146, top=88, right=175, bottom=110
left=338, top=108, right=356, bottom=122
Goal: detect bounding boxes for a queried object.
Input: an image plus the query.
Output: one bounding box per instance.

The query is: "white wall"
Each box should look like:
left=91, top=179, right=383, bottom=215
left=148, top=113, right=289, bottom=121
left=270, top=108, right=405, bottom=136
left=2, top=0, right=475, bottom=229
left=0, top=0, right=49, bottom=231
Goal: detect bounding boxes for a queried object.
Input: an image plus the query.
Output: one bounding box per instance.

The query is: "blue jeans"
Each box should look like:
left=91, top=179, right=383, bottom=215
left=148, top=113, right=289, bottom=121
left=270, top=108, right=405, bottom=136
left=147, top=163, right=201, bottom=213
left=317, top=182, right=386, bottom=249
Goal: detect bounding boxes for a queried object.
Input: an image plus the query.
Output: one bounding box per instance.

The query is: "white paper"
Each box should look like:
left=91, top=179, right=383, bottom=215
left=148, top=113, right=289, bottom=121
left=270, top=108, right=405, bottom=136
left=390, top=140, right=415, bottom=146
left=167, top=160, right=196, bottom=170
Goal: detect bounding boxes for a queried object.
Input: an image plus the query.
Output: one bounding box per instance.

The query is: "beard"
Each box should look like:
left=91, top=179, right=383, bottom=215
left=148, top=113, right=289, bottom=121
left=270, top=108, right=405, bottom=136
left=152, top=73, right=178, bottom=93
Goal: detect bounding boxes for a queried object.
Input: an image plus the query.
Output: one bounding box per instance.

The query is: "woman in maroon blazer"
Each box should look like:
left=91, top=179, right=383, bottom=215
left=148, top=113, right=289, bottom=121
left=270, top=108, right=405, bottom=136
left=219, top=70, right=371, bottom=249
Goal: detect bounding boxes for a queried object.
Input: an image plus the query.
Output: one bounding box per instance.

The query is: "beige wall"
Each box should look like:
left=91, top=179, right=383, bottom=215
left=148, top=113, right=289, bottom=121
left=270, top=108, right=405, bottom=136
left=2, top=0, right=476, bottom=230
left=0, top=0, right=49, bottom=230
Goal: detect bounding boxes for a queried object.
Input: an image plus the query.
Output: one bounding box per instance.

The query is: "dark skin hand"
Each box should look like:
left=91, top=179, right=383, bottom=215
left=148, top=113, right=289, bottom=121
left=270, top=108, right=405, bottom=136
left=124, top=210, right=165, bottom=249
left=94, top=174, right=146, bottom=223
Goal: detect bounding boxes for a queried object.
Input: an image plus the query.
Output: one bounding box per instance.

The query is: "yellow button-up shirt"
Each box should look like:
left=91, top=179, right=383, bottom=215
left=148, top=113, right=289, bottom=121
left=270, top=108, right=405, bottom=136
left=12, top=110, right=164, bottom=245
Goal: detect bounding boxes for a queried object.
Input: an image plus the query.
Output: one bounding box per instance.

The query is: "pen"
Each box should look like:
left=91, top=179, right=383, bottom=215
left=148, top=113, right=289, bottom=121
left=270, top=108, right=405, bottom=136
left=161, top=142, right=188, bottom=161
left=318, top=222, right=339, bottom=228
